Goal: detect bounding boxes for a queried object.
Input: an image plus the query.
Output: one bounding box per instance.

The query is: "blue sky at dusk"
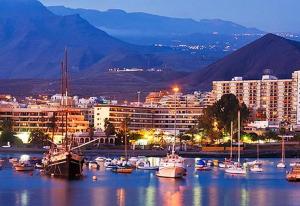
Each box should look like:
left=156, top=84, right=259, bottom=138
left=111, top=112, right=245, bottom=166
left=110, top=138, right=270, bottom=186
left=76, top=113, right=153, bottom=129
left=40, top=0, right=299, bottom=32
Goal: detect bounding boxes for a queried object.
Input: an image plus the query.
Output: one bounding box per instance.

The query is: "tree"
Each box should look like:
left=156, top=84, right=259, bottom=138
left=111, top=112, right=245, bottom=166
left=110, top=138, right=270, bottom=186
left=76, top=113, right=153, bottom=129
left=117, top=116, right=131, bottom=145
left=212, top=94, right=250, bottom=133
left=104, top=118, right=115, bottom=137
left=264, top=130, right=279, bottom=142
left=0, top=118, right=23, bottom=146
left=128, top=132, right=143, bottom=142
left=195, top=94, right=250, bottom=145
left=47, top=113, right=57, bottom=142
left=29, top=129, right=50, bottom=147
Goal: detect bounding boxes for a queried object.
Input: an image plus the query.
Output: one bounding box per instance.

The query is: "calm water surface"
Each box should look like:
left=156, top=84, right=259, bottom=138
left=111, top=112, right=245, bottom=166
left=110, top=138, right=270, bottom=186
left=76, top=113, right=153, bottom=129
left=0, top=154, right=300, bottom=206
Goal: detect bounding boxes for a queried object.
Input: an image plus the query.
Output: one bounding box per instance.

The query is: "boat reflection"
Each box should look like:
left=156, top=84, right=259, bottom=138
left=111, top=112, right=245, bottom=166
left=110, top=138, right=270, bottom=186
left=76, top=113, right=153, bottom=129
left=158, top=178, right=186, bottom=206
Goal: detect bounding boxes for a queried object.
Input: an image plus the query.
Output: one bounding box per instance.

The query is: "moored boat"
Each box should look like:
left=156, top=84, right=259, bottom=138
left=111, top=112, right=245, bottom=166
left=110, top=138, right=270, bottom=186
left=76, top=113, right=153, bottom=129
left=156, top=154, right=186, bottom=178
left=225, top=110, right=246, bottom=175
left=250, top=164, right=263, bottom=172
left=43, top=150, right=84, bottom=179
left=156, top=86, right=186, bottom=178
left=42, top=50, right=84, bottom=179
left=88, top=161, right=99, bottom=170
left=287, top=164, right=300, bottom=181
left=112, top=165, right=133, bottom=173
left=277, top=161, right=286, bottom=168
left=15, top=162, right=34, bottom=172
left=195, top=159, right=211, bottom=171
left=225, top=164, right=247, bottom=174
left=136, top=159, right=159, bottom=170
left=277, top=136, right=286, bottom=168
left=95, top=156, right=106, bottom=165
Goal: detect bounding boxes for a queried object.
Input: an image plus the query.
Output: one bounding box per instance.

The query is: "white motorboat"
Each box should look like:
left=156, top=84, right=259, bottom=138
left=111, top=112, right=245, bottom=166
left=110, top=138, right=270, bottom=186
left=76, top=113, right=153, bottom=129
left=137, top=159, right=158, bottom=170
left=95, top=156, right=106, bottom=164
left=246, top=159, right=263, bottom=167
left=104, top=158, right=112, bottom=167
left=225, top=165, right=247, bottom=174
left=156, top=154, right=186, bottom=178
left=156, top=87, right=186, bottom=178
left=250, top=164, right=263, bottom=172
left=289, top=162, right=300, bottom=167
left=88, top=161, right=99, bottom=169
left=129, top=157, right=138, bottom=163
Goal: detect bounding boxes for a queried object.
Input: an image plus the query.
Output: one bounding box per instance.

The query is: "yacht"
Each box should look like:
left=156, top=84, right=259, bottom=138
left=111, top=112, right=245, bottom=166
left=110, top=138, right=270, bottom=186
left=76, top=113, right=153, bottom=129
left=156, top=153, right=186, bottom=178
left=156, top=87, right=186, bottom=178
left=276, top=136, right=286, bottom=168
left=95, top=156, right=106, bottom=164
left=136, top=158, right=159, bottom=170
left=250, top=164, right=263, bottom=172
left=88, top=161, right=99, bottom=169
left=225, top=111, right=247, bottom=175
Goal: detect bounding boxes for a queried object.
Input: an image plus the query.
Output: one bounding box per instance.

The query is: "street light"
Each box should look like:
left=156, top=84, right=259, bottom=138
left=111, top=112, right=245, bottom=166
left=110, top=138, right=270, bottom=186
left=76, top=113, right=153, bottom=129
left=173, top=86, right=179, bottom=93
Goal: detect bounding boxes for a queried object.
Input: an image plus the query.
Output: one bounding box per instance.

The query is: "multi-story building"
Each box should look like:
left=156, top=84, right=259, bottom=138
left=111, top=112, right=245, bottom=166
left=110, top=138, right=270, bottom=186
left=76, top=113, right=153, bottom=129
left=94, top=105, right=203, bottom=134
left=212, top=71, right=300, bottom=128
left=0, top=105, right=89, bottom=143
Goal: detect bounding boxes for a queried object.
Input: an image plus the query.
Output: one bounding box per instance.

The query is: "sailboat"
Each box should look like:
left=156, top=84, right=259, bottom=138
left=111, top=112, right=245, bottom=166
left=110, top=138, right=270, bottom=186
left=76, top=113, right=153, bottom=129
left=42, top=49, right=84, bottom=179
left=219, top=121, right=234, bottom=168
left=225, top=110, right=247, bottom=175
left=249, top=142, right=263, bottom=172
left=156, top=87, right=186, bottom=178
left=277, top=136, right=286, bottom=168
left=112, top=118, right=133, bottom=174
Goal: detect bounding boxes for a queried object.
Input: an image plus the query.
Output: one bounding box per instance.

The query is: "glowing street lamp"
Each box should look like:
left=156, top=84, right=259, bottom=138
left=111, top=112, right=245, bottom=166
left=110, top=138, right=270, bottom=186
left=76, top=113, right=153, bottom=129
left=173, top=86, right=179, bottom=93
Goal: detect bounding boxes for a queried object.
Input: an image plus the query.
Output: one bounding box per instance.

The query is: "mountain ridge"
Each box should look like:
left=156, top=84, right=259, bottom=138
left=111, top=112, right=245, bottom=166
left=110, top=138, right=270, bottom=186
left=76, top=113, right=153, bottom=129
left=48, top=6, right=263, bottom=36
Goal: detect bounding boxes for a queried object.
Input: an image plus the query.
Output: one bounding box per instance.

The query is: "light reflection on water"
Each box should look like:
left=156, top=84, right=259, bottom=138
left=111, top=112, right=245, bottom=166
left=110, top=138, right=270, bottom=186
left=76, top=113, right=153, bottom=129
left=1, top=157, right=300, bottom=206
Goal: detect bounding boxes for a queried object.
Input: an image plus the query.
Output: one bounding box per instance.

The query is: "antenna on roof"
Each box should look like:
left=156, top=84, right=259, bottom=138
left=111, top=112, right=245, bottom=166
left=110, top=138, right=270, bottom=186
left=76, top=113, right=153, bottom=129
left=263, top=69, right=273, bottom=75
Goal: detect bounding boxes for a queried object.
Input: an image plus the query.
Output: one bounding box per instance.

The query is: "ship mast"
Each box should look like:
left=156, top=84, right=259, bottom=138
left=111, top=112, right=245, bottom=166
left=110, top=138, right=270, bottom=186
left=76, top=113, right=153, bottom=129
left=60, top=48, right=69, bottom=150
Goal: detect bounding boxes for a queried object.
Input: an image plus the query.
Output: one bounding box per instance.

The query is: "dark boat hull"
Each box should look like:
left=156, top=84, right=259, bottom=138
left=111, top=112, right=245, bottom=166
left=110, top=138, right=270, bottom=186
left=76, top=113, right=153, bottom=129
left=44, top=154, right=83, bottom=179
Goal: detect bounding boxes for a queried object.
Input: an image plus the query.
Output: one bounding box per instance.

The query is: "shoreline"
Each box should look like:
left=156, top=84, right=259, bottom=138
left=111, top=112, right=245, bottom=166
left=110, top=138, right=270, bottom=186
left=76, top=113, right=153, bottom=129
left=1, top=148, right=300, bottom=158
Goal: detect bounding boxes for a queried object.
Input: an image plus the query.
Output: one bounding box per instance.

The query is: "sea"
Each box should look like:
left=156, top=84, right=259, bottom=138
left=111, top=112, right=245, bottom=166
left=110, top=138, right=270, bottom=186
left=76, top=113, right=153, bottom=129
left=0, top=154, right=299, bottom=206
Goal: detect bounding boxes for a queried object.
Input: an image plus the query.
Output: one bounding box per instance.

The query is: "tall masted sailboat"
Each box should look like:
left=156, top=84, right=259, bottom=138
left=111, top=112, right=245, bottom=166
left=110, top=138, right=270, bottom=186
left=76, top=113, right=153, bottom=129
left=156, top=87, right=186, bottom=178
left=43, top=49, right=84, bottom=179
left=225, top=110, right=247, bottom=175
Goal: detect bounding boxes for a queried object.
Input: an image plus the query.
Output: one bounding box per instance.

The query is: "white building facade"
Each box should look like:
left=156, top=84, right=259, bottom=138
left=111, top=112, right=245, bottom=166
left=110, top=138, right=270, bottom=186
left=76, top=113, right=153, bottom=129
left=212, top=71, right=300, bottom=129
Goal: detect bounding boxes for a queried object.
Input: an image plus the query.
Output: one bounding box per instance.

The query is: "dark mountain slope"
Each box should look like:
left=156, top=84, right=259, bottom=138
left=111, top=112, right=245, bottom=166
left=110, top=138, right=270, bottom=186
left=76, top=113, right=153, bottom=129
left=182, top=33, right=300, bottom=90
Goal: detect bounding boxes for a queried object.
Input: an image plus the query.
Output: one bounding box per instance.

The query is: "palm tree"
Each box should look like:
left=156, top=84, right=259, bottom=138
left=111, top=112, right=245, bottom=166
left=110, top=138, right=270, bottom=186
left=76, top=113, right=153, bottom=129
left=47, top=113, right=57, bottom=144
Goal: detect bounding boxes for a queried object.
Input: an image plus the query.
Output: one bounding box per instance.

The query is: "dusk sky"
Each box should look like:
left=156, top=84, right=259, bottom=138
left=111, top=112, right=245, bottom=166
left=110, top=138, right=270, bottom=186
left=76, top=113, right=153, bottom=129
left=40, top=0, right=299, bottom=33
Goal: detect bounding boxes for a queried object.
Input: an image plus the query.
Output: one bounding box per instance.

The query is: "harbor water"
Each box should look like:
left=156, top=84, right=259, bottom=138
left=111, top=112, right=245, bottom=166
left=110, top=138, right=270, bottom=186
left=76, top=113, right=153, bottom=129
left=0, top=155, right=300, bottom=206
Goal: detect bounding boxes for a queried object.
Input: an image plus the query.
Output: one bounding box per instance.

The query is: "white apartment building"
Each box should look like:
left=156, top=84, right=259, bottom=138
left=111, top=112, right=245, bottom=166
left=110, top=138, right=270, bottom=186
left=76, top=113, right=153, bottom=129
left=212, top=71, right=300, bottom=128
left=94, top=105, right=203, bottom=134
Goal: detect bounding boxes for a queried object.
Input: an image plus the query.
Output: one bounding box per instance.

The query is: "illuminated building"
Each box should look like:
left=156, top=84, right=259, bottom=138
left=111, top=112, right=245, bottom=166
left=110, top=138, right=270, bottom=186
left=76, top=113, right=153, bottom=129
left=94, top=105, right=203, bottom=134
left=0, top=105, right=89, bottom=143
left=212, top=72, right=300, bottom=127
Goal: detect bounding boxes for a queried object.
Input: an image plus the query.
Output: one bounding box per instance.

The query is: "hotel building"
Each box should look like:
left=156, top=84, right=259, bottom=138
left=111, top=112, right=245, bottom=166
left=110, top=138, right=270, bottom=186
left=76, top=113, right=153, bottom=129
left=212, top=71, right=300, bottom=128
left=94, top=104, right=203, bottom=134
left=0, top=105, right=89, bottom=143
